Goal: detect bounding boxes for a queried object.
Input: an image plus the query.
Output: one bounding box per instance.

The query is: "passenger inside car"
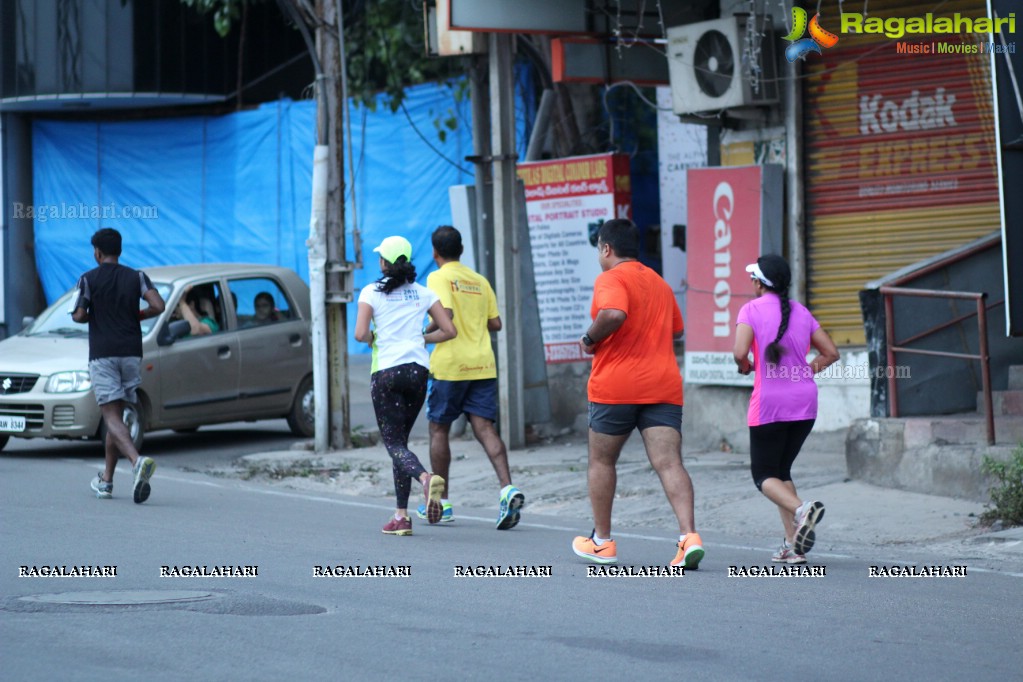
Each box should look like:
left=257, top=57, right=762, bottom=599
left=251, top=291, right=280, bottom=325
left=176, top=285, right=221, bottom=336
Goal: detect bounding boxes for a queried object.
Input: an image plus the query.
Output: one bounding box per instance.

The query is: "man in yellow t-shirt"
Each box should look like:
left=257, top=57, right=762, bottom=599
left=419, top=226, right=525, bottom=530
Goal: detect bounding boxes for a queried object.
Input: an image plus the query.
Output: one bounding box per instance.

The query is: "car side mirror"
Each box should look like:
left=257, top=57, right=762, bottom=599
left=157, top=319, right=191, bottom=346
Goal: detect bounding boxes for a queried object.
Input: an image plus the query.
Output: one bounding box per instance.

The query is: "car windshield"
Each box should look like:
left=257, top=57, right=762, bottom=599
left=22, top=283, right=173, bottom=337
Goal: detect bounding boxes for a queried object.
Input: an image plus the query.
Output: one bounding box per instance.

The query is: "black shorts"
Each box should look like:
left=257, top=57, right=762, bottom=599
left=748, top=419, right=815, bottom=490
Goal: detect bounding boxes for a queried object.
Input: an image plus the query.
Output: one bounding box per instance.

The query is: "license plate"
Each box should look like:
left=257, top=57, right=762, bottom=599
left=0, top=415, right=26, bottom=432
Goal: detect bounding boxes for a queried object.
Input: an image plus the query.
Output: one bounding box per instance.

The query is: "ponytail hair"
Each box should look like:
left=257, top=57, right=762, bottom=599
left=765, top=289, right=790, bottom=364
left=375, top=257, right=417, bottom=294
left=755, top=254, right=792, bottom=365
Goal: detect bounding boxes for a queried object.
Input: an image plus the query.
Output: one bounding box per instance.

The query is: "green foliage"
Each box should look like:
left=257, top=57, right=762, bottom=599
left=180, top=0, right=252, bottom=38
left=182, top=0, right=465, bottom=115
left=430, top=79, right=468, bottom=142
left=343, top=0, right=464, bottom=114
left=981, top=443, right=1023, bottom=526
left=349, top=424, right=377, bottom=448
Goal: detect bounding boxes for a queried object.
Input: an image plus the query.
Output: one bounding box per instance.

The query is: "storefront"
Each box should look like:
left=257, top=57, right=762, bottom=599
left=802, top=0, right=1001, bottom=345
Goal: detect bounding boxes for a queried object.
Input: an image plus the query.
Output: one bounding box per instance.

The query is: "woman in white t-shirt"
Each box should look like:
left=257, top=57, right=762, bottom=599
left=355, top=236, right=457, bottom=536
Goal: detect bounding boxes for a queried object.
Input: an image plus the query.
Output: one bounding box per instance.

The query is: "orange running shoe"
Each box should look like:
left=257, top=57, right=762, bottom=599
left=670, top=532, right=704, bottom=569
left=572, top=532, right=618, bottom=564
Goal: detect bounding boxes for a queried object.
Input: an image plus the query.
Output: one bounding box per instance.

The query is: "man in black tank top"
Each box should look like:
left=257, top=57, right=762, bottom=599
left=71, top=228, right=165, bottom=503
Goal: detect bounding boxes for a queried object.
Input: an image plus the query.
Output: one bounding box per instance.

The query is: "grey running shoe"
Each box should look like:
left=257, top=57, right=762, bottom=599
left=91, top=473, right=113, bottom=499
left=772, top=540, right=807, bottom=564
left=793, top=500, right=825, bottom=555
left=132, top=456, right=156, bottom=504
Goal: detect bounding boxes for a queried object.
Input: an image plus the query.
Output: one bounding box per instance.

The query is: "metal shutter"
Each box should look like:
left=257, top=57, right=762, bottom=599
left=803, top=0, right=1000, bottom=345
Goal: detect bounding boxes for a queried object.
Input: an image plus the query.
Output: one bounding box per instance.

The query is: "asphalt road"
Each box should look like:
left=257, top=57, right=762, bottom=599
left=2, top=452, right=1021, bottom=681
left=1, top=418, right=304, bottom=472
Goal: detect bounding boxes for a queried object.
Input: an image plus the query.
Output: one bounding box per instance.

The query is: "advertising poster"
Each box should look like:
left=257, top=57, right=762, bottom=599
left=656, top=86, right=707, bottom=320
left=517, top=153, right=631, bottom=364
left=684, top=165, right=781, bottom=385
left=802, top=4, right=1001, bottom=344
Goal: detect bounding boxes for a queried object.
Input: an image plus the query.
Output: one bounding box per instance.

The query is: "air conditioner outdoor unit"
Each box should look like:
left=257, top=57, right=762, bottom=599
left=667, top=15, right=778, bottom=115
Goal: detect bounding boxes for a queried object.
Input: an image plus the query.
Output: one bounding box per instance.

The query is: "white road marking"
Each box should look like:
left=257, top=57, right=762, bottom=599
left=149, top=471, right=1023, bottom=578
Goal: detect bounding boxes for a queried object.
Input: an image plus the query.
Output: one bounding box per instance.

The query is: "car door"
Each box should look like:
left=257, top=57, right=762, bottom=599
left=155, top=279, right=241, bottom=427
left=227, top=276, right=309, bottom=417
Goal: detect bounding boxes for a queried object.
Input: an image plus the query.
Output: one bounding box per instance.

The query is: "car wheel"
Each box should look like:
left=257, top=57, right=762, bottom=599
left=286, top=375, right=314, bottom=438
left=0, top=435, right=8, bottom=452
left=100, top=401, right=146, bottom=453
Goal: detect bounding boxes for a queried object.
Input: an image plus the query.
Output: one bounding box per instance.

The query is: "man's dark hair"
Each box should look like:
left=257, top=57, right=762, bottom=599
left=91, top=228, right=122, bottom=256
left=432, top=226, right=464, bottom=260
left=597, top=219, right=639, bottom=259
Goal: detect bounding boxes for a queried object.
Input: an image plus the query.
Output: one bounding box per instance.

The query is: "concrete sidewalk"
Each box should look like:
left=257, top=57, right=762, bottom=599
left=228, top=427, right=1021, bottom=573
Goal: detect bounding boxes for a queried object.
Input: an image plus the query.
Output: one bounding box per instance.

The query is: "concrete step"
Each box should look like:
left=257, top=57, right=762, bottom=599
left=846, top=417, right=1021, bottom=501
left=903, top=414, right=1023, bottom=447
left=976, top=390, right=1023, bottom=416
left=1009, top=365, right=1023, bottom=390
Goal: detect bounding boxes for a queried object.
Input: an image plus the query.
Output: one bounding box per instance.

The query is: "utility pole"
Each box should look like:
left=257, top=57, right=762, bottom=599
left=489, top=33, right=525, bottom=450
left=318, top=0, right=353, bottom=450
left=299, top=0, right=352, bottom=452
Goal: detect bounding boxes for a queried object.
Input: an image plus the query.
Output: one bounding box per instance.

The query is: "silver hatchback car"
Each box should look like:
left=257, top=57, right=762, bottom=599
left=0, top=264, right=314, bottom=452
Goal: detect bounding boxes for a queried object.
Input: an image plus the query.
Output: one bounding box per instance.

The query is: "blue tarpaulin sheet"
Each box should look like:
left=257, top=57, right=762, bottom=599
left=31, top=80, right=524, bottom=351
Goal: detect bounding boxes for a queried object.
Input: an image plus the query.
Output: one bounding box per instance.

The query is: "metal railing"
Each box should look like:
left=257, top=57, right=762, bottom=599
left=880, top=286, right=995, bottom=445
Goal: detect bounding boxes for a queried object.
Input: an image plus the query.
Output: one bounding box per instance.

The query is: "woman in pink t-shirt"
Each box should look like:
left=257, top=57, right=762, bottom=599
left=733, top=254, right=840, bottom=564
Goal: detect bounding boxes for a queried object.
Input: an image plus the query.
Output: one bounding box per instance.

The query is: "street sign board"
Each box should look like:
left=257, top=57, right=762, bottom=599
left=552, top=38, right=669, bottom=85
left=449, top=0, right=587, bottom=34
left=518, top=153, right=632, bottom=364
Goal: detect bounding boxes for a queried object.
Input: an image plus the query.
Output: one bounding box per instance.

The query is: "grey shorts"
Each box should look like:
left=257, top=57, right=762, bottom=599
left=588, top=402, right=683, bottom=436
left=89, top=357, right=142, bottom=406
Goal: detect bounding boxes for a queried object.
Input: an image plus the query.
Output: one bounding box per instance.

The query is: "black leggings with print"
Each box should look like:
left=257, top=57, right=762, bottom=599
left=370, top=362, right=429, bottom=510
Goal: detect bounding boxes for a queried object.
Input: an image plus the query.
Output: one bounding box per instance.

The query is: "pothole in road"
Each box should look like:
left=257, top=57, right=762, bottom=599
left=3, top=590, right=326, bottom=616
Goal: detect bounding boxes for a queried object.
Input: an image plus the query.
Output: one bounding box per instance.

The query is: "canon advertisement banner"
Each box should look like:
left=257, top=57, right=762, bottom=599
left=685, top=165, right=783, bottom=385
left=518, top=153, right=631, bottom=364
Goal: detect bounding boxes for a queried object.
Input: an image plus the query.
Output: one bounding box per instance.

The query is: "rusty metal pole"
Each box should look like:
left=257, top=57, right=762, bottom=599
left=977, top=294, right=995, bottom=445
left=883, top=291, right=899, bottom=418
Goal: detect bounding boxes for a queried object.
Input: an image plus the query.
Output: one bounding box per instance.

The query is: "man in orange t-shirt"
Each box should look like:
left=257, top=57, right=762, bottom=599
left=571, top=219, right=704, bottom=570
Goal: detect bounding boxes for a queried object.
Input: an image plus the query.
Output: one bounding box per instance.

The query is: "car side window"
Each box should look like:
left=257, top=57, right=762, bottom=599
left=228, top=278, right=293, bottom=329
left=172, top=281, right=226, bottom=338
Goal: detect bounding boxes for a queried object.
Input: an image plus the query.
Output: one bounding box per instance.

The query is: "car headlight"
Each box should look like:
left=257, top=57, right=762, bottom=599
left=45, top=371, right=93, bottom=393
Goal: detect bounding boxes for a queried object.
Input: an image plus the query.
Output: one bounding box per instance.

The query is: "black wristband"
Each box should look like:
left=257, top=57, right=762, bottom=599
left=582, top=333, right=595, bottom=346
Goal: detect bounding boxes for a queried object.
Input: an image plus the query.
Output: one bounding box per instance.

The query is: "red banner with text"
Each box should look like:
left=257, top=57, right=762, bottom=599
left=684, top=166, right=768, bottom=385
left=518, top=153, right=632, bottom=364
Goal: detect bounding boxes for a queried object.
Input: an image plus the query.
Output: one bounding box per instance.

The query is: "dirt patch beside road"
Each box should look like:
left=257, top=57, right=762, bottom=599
left=227, top=428, right=990, bottom=560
